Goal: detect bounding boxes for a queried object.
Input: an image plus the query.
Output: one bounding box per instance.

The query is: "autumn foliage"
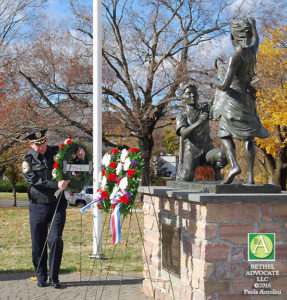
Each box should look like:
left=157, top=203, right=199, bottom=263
left=195, top=166, right=215, bottom=181
left=256, top=26, right=287, bottom=188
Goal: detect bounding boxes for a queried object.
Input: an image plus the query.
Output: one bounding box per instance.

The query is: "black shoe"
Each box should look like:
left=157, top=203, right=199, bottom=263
left=37, top=281, right=47, bottom=287
left=50, top=279, right=61, bottom=289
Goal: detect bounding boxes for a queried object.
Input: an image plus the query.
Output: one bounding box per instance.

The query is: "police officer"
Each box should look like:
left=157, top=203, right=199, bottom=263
left=22, top=129, right=70, bottom=288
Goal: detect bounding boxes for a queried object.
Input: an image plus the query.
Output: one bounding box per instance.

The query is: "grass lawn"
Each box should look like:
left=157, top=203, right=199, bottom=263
left=0, top=192, right=29, bottom=201
left=0, top=206, right=144, bottom=275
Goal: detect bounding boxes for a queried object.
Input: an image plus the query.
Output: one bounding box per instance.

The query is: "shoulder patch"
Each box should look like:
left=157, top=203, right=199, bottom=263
left=22, top=161, right=30, bottom=174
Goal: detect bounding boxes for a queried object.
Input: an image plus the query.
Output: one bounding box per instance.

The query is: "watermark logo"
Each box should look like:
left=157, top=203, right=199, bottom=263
left=248, top=233, right=275, bottom=261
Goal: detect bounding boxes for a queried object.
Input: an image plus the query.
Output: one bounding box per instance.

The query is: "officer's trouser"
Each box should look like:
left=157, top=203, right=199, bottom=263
left=29, top=201, right=66, bottom=282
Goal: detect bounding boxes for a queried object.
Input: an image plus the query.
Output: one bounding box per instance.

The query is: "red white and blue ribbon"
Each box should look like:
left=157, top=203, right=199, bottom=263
left=110, top=204, right=121, bottom=245
left=80, top=199, right=101, bottom=214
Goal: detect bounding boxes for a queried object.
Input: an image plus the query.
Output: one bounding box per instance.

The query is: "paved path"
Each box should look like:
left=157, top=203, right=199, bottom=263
left=0, top=199, right=29, bottom=207
left=0, top=272, right=148, bottom=300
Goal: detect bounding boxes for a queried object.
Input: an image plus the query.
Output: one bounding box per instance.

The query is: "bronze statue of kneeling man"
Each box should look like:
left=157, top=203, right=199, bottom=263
left=176, top=84, right=227, bottom=182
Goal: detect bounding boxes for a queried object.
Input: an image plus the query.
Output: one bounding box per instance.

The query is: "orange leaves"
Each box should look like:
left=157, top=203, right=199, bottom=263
left=195, top=166, right=215, bottom=181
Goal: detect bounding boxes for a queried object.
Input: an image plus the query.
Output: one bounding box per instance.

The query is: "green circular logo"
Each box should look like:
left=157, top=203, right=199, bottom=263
left=250, top=235, right=273, bottom=258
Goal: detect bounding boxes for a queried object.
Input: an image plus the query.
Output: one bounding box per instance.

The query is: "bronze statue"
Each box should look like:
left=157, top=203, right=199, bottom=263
left=176, top=84, right=227, bottom=182
left=211, top=18, right=269, bottom=184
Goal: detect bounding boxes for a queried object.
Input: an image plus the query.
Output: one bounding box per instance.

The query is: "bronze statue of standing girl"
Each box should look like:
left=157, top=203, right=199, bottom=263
left=211, top=18, right=269, bottom=184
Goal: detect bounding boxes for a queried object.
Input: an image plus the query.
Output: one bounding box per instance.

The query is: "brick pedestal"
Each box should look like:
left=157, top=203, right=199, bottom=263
left=139, top=186, right=287, bottom=300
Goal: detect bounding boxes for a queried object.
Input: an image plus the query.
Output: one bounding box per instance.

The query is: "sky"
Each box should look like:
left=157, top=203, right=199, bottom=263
left=43, top=0, right=73, bottom=22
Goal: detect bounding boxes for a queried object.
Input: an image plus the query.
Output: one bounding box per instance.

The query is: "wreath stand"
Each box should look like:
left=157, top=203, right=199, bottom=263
left=54, top=141, right=177, bottom=299
left=75, top=180, right=177, bottom=300
left=69, top=147, right=176, bottom=299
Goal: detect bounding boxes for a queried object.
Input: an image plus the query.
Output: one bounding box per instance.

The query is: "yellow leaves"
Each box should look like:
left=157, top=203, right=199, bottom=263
left=256, top=25, right=287, bottom=158
left=29, top=277, right=37, bottom=281
left=256, top=135, right=279, bottom=157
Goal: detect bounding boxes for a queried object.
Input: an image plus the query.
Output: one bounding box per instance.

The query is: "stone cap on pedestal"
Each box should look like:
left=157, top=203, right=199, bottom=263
left=166, top=180, right=281, bottom=194
left=138, top=184, right=287, bottom=203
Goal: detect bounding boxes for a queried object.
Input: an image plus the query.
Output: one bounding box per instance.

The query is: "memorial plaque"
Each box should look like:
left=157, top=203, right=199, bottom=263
left=162, top=223, right=180, bottom=277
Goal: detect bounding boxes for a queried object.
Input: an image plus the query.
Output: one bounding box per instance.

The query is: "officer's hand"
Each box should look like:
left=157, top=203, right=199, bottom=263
left=58, top=180, right=70, bottom=190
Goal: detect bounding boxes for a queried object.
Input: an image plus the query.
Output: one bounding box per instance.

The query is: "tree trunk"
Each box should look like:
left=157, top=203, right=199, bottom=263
left=271, top=167, right=287, bottom=191
left=267, top=156, right=287, bottom=191
left=12, top=184, right=17, bottom=207
left=139, top=134, right=154, bottom=186
left=258, top=147, right=287, bottom=191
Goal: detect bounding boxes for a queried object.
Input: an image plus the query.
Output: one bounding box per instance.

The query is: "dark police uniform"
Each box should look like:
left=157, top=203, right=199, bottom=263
left=22, top=130, right=67, bottom=285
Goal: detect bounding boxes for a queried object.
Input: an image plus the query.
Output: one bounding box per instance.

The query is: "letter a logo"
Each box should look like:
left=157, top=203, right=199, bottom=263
left=248, top=233, right=275, bottom=261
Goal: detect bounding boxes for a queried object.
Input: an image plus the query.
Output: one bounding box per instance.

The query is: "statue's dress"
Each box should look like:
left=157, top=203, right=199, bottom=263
left=217, top=51, right=269, bottom=140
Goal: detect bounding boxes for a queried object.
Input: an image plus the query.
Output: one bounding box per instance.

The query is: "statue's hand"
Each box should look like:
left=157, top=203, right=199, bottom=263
left=199, top=112, right=208, bottom=122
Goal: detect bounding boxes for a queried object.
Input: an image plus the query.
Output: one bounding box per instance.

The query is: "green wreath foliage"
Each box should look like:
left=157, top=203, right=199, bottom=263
left=94, top=147, right=144, bottom=217
left=52, top=138, right=92, bottom=192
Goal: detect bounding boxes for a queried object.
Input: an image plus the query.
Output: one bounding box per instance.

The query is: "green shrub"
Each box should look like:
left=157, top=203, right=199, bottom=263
left=16, top=182, right=28, bottom=193
left=0, top=180, right=28, bottom=192
left=0, top=180, right=12, bottom=192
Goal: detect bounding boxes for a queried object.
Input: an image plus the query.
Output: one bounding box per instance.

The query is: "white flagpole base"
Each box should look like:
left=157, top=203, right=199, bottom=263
left=90, top=204, right=103, bottom=258
left=92, top=0, right=103, bottom=258
left=89, top=254, right=105, bottom=259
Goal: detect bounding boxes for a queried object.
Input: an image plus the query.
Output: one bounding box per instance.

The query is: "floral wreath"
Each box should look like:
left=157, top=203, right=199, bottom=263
left=95, top=147, right=144, bottom=217
left=52, top=138, right=92, bottom=192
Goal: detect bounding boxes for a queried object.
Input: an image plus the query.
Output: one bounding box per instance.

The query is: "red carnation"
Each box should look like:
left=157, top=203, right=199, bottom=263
left=127, top=169, right=136, bottom=178
left=102, top=170, right=105, bottom=176
left=66, top=139, right=73, bottom=144
left=101, top=190, right=108, bottom=199
left=110, top=162, right=117, bottom=169
left=108, top=173, right=117, bottom=182
left=53, top=162, right=59, bottom=168
left=128, top=147, right=139, bottom=152
left=120, top=194, right=129, bottom=204
left=111, top=148, right=119, bottom=154
left=59, top=143, right=65, bottom=149
left=97, top=203, right=102, bottom=210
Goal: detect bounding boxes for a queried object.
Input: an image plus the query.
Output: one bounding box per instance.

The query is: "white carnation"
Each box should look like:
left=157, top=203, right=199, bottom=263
left=123, top=157, right=131, bottom=171
left=119, top=177, right=128, bottom=190
left=101, top=176, right=107, bottom=189
left=52, top=168, right=57, bottom=179
left=116, top=162, right=123, bottom=175
left=110, top=185, right=120, bottom=200
left=120, top=149, right=128, bottom=163
left=102, top=153, right=111, bottom=167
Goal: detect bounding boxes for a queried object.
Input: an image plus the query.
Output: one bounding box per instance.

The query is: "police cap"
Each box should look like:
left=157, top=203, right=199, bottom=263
left=25, top=129, right=47, bottom=145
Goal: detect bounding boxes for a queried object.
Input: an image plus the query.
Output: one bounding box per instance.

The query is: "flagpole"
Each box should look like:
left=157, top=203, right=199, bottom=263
left=90, top=0, right=103, bottom=259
